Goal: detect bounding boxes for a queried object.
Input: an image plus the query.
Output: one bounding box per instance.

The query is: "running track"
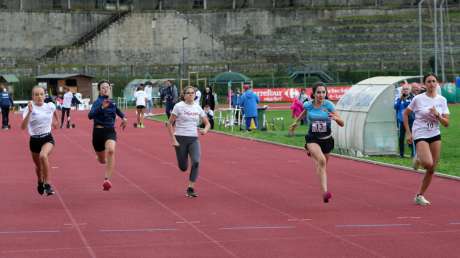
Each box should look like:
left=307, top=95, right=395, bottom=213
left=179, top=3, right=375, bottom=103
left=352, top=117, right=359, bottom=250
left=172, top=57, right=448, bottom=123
left=1, top=110, right=460, bottom=258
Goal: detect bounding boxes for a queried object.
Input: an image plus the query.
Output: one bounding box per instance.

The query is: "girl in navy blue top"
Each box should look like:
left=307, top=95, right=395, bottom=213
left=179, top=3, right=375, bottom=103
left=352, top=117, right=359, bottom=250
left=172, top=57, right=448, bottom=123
left=88, top=80, right=127, bottom=191
left=289, top=83, right=344, bottom=203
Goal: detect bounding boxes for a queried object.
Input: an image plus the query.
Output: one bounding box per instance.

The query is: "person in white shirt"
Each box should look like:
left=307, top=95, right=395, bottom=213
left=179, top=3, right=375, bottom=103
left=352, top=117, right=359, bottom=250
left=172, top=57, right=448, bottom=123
left=133, top=85, right=148, bottom=128
left=144, top=82, right=153, bottom=116
left=166, top=86, right=211, bottom=197
left=404, top=73, right=450, bottom=206
left=194, top=87, right=201, bottom=106
left=21, top=86, right=59, bottom=196
left=61, top=87, right=73, bottom=128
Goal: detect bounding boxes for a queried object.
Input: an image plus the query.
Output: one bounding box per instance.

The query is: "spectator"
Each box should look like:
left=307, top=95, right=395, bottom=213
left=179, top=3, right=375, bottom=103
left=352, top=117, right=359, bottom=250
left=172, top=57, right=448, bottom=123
left=144, top=81, right=154, bottom=116
left=298, top=88, right=309, bottom=103
left=394, top=84, right=415, bottom=158
left=239, top=84, right=260, bottom=130
left=60, top=87, right=73, bottom=129
left=0, top=85, right=13, bottom=130
left=160, top=80, right=178, bottom=119
left=134, top=85, right=148, bottom=128
left=201, top=86, right=215, bottom=110
left=231, top=89, right=241, bottom=108
left=194, top=86, right=202, bottom=106
left=290, top=97, right=303, bottom=121
left=203, top=104, right=214, bottom=129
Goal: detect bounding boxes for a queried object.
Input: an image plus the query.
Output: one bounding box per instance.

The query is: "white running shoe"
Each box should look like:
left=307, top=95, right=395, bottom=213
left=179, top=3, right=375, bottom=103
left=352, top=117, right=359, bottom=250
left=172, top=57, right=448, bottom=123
left=414, top=195, right=431, bottom=206
left=412, top=156, right=420, bottom=170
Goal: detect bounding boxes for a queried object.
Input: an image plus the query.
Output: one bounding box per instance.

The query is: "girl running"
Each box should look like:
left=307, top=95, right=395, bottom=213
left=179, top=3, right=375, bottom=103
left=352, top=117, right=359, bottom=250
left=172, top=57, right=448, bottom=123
left=166, top=86, right=211, bottom=197
left=404, top=73, right=449, bottom=206
left=88, top=80, right=127, bottom=191
left=21, top=86, right=59, bottom=196
left=289, top=83, right=344, bottom=203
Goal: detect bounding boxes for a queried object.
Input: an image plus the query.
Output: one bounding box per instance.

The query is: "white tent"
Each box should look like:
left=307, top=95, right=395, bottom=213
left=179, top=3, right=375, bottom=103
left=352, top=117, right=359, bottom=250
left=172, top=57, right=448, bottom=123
left=332, top=76, right=420, bottom=157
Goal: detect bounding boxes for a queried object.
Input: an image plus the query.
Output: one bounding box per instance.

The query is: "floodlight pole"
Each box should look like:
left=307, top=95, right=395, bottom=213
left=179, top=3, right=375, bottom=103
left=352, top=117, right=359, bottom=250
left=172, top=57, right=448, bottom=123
left=440, top=0, right=446, bottom=82
left=434, top=0, right=438, bottom=75
left=418, top=0, right=425, bottom=81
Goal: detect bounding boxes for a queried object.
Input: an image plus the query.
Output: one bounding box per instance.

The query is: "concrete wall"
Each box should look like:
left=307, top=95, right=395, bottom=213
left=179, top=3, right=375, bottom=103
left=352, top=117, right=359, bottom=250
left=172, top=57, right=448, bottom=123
left=2, top=0, right=451, bottom=10
left=0, top=11, right=110, bottom=62
left=54, top=7, right=460, bottom=72
left=2, top=6, right=460, bottom=75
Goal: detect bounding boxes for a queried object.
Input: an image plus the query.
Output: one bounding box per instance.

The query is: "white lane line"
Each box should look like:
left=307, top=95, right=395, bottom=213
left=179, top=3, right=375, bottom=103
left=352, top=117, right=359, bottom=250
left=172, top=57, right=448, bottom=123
left=288, top=218, right=312, bottom=222
left=336, top=224, right=412, bottom=228
left=0, top=230, right=60, bottom=234
left=99, top=228, right=177, bottom=233
left=176, top=221, right=200, bottom=224
left=449, top=222, right=460, bottom=225
left=397, top=217, right=421, bottom=219
left=220, top=225, right=295, bottom=230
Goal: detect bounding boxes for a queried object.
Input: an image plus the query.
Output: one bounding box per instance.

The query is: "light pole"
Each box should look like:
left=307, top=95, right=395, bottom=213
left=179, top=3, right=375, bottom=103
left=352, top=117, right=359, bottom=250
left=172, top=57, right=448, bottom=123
left=434, top=0, right=438, bottom=75
left=418, top=0, right=426, bottom=81
left=440, top=0, right=446, bottom=82
left=181, top=36, right=188, bottom=79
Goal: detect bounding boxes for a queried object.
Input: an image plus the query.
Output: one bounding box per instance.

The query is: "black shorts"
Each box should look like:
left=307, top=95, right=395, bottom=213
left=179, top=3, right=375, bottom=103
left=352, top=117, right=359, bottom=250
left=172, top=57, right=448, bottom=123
left=305, top=135, right=334, bottom=154
left=414, top=134, right=441, bottom=146
left=29, top=133, right=55, bottom=153
left=92, top=127, right=117, bottom=152
left=136, top=105, right=145, bottom=109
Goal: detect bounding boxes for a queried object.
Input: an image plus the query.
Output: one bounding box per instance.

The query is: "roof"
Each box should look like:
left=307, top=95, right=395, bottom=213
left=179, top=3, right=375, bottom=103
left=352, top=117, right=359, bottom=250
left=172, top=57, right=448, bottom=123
left=35, top=73, right=94, bottom=80
left=211, top=72, right=251, bottom=83
left=0, top=74, right=19, bottom=83
left=356, top=76, right=421, bottom=86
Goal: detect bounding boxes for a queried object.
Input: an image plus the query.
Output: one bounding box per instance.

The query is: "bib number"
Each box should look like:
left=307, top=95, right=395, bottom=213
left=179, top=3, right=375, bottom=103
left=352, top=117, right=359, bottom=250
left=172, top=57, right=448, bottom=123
left=312, top=121, right=327, bottom=133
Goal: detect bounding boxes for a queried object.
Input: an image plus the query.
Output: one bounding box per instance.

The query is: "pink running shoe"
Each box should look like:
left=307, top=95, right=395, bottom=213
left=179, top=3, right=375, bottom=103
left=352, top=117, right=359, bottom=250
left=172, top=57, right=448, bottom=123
left=102, top=180, right=112, bottom=191
left=323, top=192, right=332, bottom=203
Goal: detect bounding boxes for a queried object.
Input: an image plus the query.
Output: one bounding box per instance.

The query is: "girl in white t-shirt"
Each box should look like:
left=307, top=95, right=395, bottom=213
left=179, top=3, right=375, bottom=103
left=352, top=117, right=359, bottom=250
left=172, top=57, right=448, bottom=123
left=166, top=86, right=211, bottom=197
left=403, top=73, right=450, bottom=206
left=21, top=86, right=59, bottom=196
left=134, top=85, right=148, bottom=128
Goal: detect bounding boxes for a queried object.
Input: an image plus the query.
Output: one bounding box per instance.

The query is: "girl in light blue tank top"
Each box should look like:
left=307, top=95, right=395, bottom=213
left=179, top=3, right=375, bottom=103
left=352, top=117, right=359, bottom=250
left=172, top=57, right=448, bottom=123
left=289, top=83, right=344, bottom=203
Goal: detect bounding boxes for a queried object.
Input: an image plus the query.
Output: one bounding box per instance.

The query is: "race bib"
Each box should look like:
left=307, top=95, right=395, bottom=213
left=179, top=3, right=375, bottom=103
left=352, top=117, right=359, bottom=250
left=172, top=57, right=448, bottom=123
left=311, top=121, right=327, bottom=133
left=424, top=120, right=437, bottom=131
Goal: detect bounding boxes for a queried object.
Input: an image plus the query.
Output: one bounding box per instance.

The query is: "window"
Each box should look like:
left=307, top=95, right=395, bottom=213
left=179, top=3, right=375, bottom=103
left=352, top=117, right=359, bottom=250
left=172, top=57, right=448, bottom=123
left=193, top=0, right=204, bottom=9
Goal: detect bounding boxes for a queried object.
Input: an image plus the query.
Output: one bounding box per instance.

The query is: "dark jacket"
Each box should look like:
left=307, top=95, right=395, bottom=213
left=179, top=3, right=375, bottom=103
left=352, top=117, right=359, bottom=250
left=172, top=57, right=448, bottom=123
left=0, top=91, right=13, bottom=107
left=88, top=95, right=125, bottom=128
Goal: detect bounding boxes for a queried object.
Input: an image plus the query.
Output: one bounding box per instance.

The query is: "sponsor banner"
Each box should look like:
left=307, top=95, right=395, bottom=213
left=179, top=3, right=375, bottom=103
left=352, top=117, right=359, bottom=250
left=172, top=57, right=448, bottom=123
left=252, top=86, right=351, bottom=102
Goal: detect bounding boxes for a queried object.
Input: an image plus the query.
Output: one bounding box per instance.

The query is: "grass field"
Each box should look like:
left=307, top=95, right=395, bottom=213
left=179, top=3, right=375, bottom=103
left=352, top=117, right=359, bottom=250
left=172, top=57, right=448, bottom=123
left=151, top=104, right=459, bottom=177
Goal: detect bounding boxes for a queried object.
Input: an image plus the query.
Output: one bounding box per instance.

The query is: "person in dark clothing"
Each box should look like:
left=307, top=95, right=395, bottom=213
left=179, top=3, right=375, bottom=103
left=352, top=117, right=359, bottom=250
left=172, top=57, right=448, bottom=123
left=160, top=80, right=178, bottom=118
left=0, top=85, right=13, bottom=129
left=394, top=84, right=415, bottom=158
left=88, top=80, right=127, bottom=191
left=201, top=86, right=215, bottom=110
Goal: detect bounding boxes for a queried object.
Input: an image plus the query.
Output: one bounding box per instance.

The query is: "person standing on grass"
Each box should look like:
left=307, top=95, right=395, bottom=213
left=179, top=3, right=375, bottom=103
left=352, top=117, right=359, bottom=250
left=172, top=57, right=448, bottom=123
left=166, top=86, right=211, bottom=198
left=239, top=84, right=260, bottom=130
left=21, top=86, right=59, bottom=196
left=289, top=82, right=344, bottom=203
left=394, top=84, right=415, bottom=158
left=404, top=73, right=449, bottom=206
left=88, top=80, right=127, bottom=191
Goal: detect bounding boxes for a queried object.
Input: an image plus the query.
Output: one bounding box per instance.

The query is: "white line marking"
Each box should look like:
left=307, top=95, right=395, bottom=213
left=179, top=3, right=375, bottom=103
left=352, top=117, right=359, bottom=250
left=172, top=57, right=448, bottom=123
left=336, top=224, right=411, bottom=228
left=0, top=230, right=60, bottom=234
left=220, top=225, right=295, bottom=230
left=449, top=222, right=460, bottom=225
left=397, top=217, right=421, bottom=219
left=99, top=228, right=177, bottom=233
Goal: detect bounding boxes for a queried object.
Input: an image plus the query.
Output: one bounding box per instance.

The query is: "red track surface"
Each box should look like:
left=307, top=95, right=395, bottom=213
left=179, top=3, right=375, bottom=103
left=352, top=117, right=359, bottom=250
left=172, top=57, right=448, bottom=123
left=1, top=110, right=460, bottom=258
